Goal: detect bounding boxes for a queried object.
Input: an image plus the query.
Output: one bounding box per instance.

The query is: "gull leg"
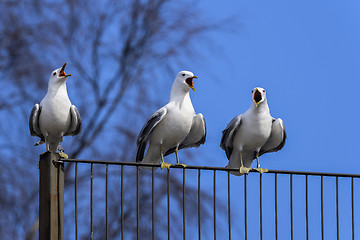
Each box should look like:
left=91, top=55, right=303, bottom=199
left=253, top=152, right=268, bottom=174
left=46, top=136, right=49, bottom=152
left=160, top=145, right=171, bottom=170
left=58, top=137, right=69, bottom=159
left=239, top=152, right=251, bottom=174
left=175, top=146, right=187, bottom=168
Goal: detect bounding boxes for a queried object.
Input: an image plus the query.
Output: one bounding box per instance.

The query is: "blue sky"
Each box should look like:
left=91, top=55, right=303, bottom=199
left=55, top=1, right=360, bottom=238
left=59, top=1, right=360, bottom=238
left=168, top=0, right=360, bottom=174
left=155, top=1, right=360, bottom=239
left=16, top=0, right=360, bottom=238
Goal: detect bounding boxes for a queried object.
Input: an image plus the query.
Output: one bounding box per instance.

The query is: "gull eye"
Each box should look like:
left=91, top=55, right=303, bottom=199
left=53, top=72, right=56, bottom=76
left=263, top=90, right=265, bottom=92
left=252, top=90, right=254, bottom=93
left=182, top=73, right=185, bottom=77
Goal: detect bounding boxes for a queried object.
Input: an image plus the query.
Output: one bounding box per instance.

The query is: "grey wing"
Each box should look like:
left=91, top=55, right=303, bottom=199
left=260, top=118, right=286, bottom=156
left=29, top=103, right=44, bottom=141
left=220, top=115, right=242, bottom=160
left=165, top=113, right=206, bottom=156
left=65, top=105, right=82, bottom=136
left=136, top=107, right=167, bottom=162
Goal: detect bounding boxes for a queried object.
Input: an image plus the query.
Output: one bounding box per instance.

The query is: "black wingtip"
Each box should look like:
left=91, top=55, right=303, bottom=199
left=136, top=143, right=146, bottom=162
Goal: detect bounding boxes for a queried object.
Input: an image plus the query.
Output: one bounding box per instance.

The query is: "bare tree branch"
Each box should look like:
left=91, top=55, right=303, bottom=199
left=0, top=0, right=230, bottom=239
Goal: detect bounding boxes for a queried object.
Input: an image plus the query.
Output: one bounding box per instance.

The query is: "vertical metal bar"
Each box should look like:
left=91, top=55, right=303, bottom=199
left=90, top=163, right=93, bottom=240
left=167, top=169, right=170, bottom=240
left=306, top=175, right=309, bottom=240
left=244, top=174, right=247, bottom=240
left=198, top=169, right=201, bottom=240
left=352, top=177, right=355, bottom=240
left=275, top=173, right=278, bottom=240
left=121, top=165, right=124, bottom=240
left=56, top=159, right=64, bottom=240
left=336, top=176, right=339, bottom=240
left=183, top=168, right=186, bottom=240
left=260, top=173, right=263, bottom=240
left=290, top=174, right=293, bottom=240
left=106, top=164, right=109, bottom=240
left=321, top=176, right=324, bottom=240
left=152, top=168, right=155, bottom=240
left=137, top=166, right=139, bottom=240
left=75, top=162, right=78, bottom=240
left=228, top=171, right=231, bottom=240
left=213, top=170, right=216, bottom=240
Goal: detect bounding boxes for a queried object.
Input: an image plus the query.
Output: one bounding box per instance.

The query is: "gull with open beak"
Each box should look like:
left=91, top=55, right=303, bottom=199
left=136, top=71, right=206, bottom=169
left=220, top=87, right=286, bottom=175
left=29, top=63, right=82, bottom=158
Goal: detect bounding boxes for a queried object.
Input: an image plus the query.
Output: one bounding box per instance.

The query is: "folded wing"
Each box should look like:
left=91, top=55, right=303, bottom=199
left=260, top=118, right=286, bottom=156
left=220, top=115, right=242, bottom=160
left=165, top=113, right=206, bottom=156
left=29, top=103, right=44, bottom=141
left=136, top=107, right=167, bottom=162
left=65, top=105, right=82, bottom=136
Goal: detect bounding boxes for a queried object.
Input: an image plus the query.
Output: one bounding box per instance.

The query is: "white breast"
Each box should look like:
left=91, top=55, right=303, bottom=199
left=233, top=111, right=272, bottom=152
left=39, top=91, right=72, bottom=137
left=150, top=105, right=193, bottom=150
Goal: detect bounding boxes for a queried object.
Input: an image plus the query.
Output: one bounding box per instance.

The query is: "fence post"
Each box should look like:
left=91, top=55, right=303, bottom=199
left=39, top=152, right=64, bottom=240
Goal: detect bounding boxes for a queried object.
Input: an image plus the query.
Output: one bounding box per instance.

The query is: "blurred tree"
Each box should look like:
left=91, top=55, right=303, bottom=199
left=0, top=0, right=225, bottom=239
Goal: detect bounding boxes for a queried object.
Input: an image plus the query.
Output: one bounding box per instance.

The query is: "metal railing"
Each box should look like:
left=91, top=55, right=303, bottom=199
left=39, top=153, right=360, bottom=240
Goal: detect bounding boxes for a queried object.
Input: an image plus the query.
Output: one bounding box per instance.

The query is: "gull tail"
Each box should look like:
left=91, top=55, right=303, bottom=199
left=34, top=140, right=45, bottom=146
left=139, top=146, right=162, bottom=170
left=226, top=151, right=254, bottom=176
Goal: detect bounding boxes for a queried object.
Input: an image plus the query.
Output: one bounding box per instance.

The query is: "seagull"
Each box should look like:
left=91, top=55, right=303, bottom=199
left=136, top=71, right=206, bottom=170
left=29, top=63, right=82, bottom=158
left=220, top=87, right=286, bottom=175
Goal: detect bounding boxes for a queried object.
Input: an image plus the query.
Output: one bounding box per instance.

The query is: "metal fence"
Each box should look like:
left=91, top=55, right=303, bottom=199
left=39, top=153, right=360, bottom=240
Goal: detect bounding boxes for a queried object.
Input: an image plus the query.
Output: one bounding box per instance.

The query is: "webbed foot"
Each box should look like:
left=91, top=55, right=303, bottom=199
left=176, top=163, right=187, bottom=168
left=59, top=152, right=69, bottom=159
left=161, top=161, right=172, bottom=170
left=239, top=166, right=251, bottom=175
left=253, top=167, right=268, bottom=174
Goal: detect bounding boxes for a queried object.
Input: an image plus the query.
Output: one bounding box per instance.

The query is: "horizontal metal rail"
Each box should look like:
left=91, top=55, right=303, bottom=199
left=57, top=158, right=360, bottom=178
left=46, top=156, right=360, bottom=240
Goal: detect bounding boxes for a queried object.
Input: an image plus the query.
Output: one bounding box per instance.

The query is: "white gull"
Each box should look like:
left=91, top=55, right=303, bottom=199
left=29, top=63, right=82, bottom=158
left=136, top=71, right=206, bottom=169
left=220, top=87, right=286, bottom=175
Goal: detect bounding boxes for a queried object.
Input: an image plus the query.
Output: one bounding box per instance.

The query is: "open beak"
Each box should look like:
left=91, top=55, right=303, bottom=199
left=59, top=63, right=72, bottom=77
left=185, top=76, right=198, bottom=92
left=253, top=88, right=262, bottom=107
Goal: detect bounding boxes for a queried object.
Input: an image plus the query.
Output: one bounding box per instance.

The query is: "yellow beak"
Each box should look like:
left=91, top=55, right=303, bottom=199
left=59, top=63, right=72, bottom=77
left=187, top=75, right=198, bottom=92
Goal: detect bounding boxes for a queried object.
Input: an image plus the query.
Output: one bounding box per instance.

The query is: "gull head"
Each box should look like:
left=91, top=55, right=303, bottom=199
left=252, top=87, right=266, bottom=107
left=176, top=70, right=198, bottom=92
left=49, top=63, right=72, bottom=85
